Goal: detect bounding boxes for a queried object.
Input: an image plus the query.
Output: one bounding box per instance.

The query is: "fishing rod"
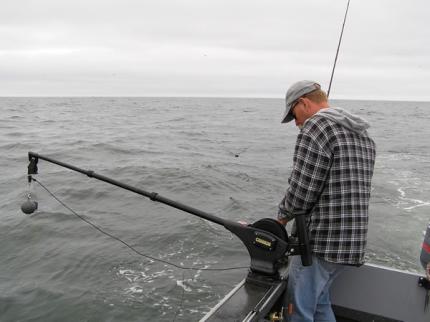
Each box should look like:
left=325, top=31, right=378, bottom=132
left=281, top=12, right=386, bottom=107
left=23, top=151, right=312, bottom=277
left=327, top=0, right=351, bottom=98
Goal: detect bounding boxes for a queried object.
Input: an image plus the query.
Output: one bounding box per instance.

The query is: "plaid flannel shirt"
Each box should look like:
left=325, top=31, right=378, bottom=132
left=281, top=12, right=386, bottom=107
left=278, top=113, right=376, bottom=265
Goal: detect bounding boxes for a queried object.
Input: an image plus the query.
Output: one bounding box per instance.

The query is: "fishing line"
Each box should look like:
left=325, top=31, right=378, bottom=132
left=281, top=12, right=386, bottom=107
left=327, top=0, right=351, bottom=97
left=32, top=177, right=248, bottom=272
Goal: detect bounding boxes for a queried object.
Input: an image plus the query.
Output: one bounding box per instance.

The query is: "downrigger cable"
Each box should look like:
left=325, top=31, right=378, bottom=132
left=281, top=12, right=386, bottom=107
left=29, top=177, right=248, bottom=272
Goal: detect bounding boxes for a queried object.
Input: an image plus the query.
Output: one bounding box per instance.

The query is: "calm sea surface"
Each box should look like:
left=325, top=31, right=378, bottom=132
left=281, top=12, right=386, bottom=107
left=1, top=97, right=429, bottom=321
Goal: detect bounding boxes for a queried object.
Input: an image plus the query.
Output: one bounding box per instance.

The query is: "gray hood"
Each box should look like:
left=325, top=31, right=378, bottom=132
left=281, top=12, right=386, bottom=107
left=315, top=107, right=370, bottom=134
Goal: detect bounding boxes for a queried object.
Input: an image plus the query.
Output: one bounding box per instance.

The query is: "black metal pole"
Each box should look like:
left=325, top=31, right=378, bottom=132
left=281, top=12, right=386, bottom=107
left=295, top=214, right=312, bottom=266
left=27, top=151, right=313, bottom=273
left=28, top=152, right=227, bottom=227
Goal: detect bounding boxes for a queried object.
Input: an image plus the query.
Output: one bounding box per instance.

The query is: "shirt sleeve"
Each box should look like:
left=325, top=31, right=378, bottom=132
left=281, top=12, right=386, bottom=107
left=278, top=130, right=332, bottom=221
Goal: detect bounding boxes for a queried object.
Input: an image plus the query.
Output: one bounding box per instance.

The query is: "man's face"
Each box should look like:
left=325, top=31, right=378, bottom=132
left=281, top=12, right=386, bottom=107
left=291, top=97, right=323, bottom=128
left=291, top=98, right=308, bottom=128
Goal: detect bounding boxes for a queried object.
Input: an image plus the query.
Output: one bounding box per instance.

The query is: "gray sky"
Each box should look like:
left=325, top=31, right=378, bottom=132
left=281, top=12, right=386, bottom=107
left=1, top=0, right=429, bottom=100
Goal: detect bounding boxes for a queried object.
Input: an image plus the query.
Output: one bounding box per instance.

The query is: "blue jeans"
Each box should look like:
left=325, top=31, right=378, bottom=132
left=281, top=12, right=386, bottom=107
left=284, top=255, right=345, bottom=322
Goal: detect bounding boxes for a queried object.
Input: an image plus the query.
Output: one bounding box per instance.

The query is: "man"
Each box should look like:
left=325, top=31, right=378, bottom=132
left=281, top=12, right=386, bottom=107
left=278, top=80, right=376, bottom=322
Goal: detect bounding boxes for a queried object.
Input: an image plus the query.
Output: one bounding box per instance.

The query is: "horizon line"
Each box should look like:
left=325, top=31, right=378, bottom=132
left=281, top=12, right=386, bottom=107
left=0, top=95, right=429, bottom=103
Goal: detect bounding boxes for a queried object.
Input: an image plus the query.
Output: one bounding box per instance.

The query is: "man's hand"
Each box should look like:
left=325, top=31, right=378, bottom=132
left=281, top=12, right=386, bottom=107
left=277, top=218, right=288, bottom=226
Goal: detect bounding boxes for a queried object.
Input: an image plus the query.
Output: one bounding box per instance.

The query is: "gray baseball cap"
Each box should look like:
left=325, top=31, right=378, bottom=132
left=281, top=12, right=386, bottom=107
left=281, top=80, right=321, bottom=123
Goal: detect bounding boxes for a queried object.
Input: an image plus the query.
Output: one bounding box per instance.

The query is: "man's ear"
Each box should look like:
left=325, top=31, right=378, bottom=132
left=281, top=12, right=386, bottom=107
left=302, top=98, right=311, bottom=111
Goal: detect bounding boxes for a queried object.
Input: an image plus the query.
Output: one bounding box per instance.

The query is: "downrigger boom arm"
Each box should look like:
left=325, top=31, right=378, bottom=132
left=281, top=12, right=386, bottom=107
left=26, top=151, right=312, bottom=276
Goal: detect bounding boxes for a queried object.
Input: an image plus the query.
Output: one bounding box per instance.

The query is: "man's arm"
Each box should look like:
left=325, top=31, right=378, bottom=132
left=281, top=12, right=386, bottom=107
left=278, top=129, right=332, bottom=222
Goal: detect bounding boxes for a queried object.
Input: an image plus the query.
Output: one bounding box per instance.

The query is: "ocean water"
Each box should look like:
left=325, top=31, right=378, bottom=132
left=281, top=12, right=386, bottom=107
left=0, top=97, right=429, bottom=321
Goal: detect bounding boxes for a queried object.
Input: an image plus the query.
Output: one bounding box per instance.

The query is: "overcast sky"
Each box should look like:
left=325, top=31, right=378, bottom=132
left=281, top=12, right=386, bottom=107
left=1, top=0, right=429, bottom=100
